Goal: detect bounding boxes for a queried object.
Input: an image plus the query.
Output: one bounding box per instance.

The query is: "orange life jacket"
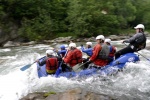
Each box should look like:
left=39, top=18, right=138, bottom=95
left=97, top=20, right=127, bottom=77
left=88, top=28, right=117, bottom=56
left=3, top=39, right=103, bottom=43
left=109, top=46, right=116, bottom=57
left=46, top=57, right=58, bottom=74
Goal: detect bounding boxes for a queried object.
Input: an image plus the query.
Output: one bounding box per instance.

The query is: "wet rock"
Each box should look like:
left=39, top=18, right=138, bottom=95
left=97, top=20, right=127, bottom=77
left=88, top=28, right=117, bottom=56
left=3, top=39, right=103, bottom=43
left=83, top=37, right=95, bottom=42
left=20, top=92, right=46, bottom=100
left=44, top=36, right=73, bottom=43
left=21, top=41, right=36, bottom=46
left=20, top=88, right=115, bottom=100
left=3, top=41, right=20, bottom=47
left=107, top=35, right=127, bottom=40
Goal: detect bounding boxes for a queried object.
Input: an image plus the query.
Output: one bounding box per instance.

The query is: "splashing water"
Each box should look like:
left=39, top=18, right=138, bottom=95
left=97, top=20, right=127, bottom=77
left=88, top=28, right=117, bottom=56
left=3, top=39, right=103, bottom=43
left=0, top=43, right=150, bottom=100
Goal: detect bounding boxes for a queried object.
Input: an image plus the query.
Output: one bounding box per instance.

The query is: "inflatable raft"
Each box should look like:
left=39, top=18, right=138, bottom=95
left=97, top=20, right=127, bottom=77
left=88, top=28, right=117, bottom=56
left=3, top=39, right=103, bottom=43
left=37, top=53, right=139, bottom=78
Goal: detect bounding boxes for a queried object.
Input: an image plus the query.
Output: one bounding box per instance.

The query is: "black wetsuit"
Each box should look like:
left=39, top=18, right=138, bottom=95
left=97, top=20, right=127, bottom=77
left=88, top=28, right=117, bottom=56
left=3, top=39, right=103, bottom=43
left=115, top=32, right=146, bottom=59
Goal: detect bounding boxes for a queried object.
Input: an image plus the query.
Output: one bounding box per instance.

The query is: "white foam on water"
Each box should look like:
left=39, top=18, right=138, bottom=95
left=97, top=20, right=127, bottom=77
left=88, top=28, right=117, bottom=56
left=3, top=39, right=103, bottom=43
left=0, top=58, right=150, bottom=100
left=0, top=48, right=11, bottom=52
left=1, top=43, right=150, bottom=100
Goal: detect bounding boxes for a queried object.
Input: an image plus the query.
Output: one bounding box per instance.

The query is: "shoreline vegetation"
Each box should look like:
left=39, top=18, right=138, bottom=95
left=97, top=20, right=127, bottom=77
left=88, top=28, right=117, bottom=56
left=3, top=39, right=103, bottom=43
left=1, top=0, right=150, bottom=47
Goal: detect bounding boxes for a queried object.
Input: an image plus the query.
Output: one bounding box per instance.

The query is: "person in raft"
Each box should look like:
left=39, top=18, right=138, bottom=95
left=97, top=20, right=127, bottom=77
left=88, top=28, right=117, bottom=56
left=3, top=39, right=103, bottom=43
left=62, top=43, right=82, bottom=71
left=55, top=45, right=67, bottom=58
left=87, top=35, right=110, bottom=68
left=105, top=38, right=116, bottom=63
left=115, top=24, right=147, bottom=59
left=37, top=50, right=62, bottom=74
left=81, top=42, right=93, bottom=57
left=80, top=42, right=93, bottom=68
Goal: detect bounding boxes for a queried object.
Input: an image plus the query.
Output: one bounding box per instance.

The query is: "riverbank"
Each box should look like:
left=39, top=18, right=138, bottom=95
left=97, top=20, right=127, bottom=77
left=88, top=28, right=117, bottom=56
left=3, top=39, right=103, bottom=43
left=2, top=32, right=150, bottom=49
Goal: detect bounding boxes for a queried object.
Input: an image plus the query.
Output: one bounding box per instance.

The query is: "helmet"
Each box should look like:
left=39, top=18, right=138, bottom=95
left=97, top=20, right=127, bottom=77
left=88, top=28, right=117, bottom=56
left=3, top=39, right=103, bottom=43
left=69, top=43, right=76, bottom=48
left=60, top=45, right=65, bottom=49
left=96, top=35, right=105, bottom=40
left=105, top=39, right=111, bottom=44
left=46, top=50, right=54, bottom=55
left=86, top=42, right=92, bottom=46
left=134, top=24, right=145, bottom=29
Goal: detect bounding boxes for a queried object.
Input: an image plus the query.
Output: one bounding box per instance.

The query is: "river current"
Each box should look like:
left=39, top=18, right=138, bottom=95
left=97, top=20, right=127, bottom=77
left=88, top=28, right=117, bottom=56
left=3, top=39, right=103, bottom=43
left=0, top=40, right=150, bottom=100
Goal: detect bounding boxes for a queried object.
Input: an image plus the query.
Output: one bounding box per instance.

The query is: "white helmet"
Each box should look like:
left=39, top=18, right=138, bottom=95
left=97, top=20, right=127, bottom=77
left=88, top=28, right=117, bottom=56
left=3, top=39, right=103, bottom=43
left=134, top=24, right=145, bottom=29
left=96, top=35, right=105, bottom=40
left=86, top=42, right=92, bottom=46
left=105, top=39, right=111, bottom=44
left=69, top=43, right=76, bottom=48
left=46, top=50, right=54, bottom=55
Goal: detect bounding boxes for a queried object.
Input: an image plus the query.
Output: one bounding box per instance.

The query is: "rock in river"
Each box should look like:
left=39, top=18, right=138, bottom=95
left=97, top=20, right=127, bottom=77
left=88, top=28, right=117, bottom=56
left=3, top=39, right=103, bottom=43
left=20, top=88, right=115, bottom=100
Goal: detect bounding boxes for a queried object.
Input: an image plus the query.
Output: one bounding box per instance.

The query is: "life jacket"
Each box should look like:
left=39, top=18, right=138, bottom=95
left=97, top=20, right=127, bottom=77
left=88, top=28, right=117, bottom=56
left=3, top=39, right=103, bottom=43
left=97, top=43, right=110, bottom=60
left=109, top=46, right=116, bottom=57
left=132, top=33, right=146, bottom=50
left=46, top=57, right=58, bottom=74
left=70, top=49, right=82, bottom=67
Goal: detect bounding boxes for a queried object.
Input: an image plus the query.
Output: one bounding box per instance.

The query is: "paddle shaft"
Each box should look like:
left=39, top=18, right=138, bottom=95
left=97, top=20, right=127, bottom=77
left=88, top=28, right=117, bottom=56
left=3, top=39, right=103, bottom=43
left=20, top=56, right=46, bottom=71
left=55, top=49, right=69, bottom=77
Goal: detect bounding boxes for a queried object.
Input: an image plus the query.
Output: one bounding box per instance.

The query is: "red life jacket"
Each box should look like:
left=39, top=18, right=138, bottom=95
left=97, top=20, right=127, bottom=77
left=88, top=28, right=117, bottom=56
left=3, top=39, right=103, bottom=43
left=70, top=49, right=82, bottom=67
left=46, top=57, right=58, bottom=74
left=109, top=46, right=116, bottom=57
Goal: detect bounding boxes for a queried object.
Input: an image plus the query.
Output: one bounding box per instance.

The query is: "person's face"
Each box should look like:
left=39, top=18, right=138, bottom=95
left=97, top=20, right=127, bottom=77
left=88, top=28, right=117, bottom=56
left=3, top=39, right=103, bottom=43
left=96, top=39, right=100, bottom=43
left=86, top=44, right=88, bottom=48
left=105, top=42, right=109, bottom=45
left=46, top=54, right=49, bottom=57
left=136, top=28, right=139, bottom=33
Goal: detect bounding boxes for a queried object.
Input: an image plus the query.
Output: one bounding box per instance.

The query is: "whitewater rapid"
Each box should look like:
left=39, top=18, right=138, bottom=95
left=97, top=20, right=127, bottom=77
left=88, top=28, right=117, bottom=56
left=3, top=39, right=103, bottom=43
left=0, top=42, right=150, bottom=100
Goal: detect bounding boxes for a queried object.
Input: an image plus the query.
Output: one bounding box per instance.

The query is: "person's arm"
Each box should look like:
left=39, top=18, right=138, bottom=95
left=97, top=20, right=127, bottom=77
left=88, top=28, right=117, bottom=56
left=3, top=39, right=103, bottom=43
left=124, top=33, right=142, bottom=43
left=58, top=50, right=66, bottom=54
left=123, top=35, right=136, bottom=43
left=82, top=48, right=93, bottom=56
left=63, top=51, right=72, bottom=63
left=80, top=45, right=85, bottom=51
left=38, top=57, right=47, bottom=66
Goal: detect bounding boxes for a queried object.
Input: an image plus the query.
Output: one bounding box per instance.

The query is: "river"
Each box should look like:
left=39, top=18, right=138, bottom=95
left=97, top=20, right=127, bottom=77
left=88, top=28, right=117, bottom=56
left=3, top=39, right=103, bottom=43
left=0, top=40, right=150, bottom=100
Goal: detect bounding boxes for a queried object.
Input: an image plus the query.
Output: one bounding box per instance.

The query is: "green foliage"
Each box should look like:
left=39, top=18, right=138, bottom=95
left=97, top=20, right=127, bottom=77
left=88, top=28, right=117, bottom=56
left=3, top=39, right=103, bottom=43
left=0, top=0, right=150, bottom=41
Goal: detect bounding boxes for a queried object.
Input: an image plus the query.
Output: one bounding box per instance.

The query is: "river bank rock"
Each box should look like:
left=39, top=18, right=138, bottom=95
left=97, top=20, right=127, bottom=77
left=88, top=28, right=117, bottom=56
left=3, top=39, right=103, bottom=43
left=20, top=88, right=115, bottom=100
left=3, top=41, right=20, bottom=47
left=2, top=32, right=150, bottom=47
left=43, top=36, right=73, bottom=43
left=106, top=35, right=128, bottom=40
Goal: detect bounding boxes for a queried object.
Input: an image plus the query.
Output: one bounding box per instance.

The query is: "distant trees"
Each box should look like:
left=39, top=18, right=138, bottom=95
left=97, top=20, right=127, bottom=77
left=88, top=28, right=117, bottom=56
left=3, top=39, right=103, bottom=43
left=0, top=0, right=150, bottom=41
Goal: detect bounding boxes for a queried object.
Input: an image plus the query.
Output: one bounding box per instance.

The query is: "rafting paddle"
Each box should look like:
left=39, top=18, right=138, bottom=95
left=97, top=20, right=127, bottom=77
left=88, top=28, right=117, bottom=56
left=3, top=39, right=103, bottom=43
left=55, top=49, right=69, bottom=77
left=20, top=56, right=46, bottom=71
left=72, top=61, right=90, bottom=72
left=136, top=51, right=150, bottom=61
left=55, top=61, right=63, bottom=77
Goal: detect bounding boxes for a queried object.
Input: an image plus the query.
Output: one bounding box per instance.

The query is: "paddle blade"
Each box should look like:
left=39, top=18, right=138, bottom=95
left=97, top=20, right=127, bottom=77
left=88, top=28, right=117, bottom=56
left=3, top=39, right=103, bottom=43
left=72, top=63, right=84, bottom=72
left=20, top=64, right=32, bottom=71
